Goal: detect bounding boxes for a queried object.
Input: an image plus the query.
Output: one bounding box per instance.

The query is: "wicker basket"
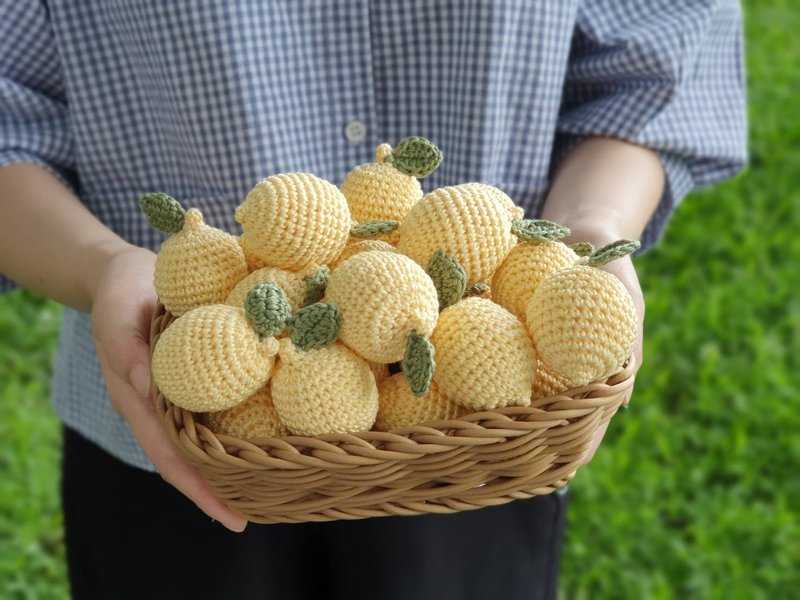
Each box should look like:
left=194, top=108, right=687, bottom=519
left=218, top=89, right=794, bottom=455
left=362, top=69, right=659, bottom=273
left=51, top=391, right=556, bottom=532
left=150, top=302, right=634, bottom=524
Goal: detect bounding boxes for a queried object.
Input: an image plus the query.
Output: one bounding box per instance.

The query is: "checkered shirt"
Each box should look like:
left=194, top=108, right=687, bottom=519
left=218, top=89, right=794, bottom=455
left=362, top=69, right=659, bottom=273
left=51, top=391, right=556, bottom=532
left=0, top=0, right=747, bottom=470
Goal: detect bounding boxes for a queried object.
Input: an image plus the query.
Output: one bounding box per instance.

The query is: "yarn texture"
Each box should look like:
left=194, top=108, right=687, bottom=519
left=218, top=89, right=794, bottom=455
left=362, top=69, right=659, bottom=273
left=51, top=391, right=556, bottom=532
left=271, top=339, right=378, bottom=436
left=152, top=304, right=279, bottom=412
left=236, top=173, right=350, bottom=270
left=330, top=240, right=397, bottom=270
left=375, top=375, right=462, bottom=431
left=205, top=384, right=289, bottom=439
left=431, top=297, right=536, bottom=410
left=491, top=241, right=577, bottom=324
left=531, top=364, right=573, bottom=399
left=153, top=208, right=248, bottom=316
left=324, top=251, right=439, bottom=363
left=526, top=266, right=637, bottom=386
left=397, top=183, right=517, bottom=286
left=226, top=266, right=310, bottom=313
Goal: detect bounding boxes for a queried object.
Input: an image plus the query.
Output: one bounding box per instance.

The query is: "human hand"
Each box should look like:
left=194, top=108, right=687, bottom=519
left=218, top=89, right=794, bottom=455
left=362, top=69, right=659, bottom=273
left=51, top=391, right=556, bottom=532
left=89, top=243, right=248, bottom=532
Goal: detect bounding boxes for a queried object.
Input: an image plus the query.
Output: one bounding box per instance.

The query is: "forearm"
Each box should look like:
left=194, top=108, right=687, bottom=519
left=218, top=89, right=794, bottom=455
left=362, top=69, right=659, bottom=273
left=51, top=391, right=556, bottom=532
left=0, top=162, right=130, bottom=312
left=541, top=137, right=665, bottom=243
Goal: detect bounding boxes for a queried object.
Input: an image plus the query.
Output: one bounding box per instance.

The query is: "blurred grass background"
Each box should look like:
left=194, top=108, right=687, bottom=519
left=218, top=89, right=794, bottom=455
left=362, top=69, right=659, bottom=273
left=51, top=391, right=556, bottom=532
left=0, top=1, right=798, bottom=598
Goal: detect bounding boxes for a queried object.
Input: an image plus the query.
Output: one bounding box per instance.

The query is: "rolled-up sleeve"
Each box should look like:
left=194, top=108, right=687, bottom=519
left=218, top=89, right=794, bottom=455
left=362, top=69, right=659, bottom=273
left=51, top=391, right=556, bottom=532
left=555, top=0, right=747, bottom=250
left=1, top=1, right=75, bottom=292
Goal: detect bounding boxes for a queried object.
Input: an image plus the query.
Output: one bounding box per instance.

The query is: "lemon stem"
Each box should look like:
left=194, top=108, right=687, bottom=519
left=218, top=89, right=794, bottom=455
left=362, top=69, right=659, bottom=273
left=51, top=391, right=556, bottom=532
left=245, top=283, right=292, bottom=339
left=139, top=192, right=185, bottom=234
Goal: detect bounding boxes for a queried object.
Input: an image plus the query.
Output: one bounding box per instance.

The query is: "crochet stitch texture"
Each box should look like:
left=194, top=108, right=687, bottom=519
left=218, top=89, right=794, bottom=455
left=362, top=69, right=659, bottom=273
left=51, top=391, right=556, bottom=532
left=226, top=266, right=310, bottom=313
left=236, top=173, right=350, bottom=270
left=491, top=241, right=578, bottom=324
left=431, top=297, right=536, bottom=410
left=154, top=208, right=248, bottom=316
left=526, top=266, right=637, bottom=386
left=271, top=339, right=378, bottom=435
left=205, top=384, right=289, bottom=439
left=375, top=374, right=462, bottom=431
left=324, top=251, right=439, bottom=363
left=397, top=183, right=517, bottom=286
left=151, top=304, right=279, bottom=412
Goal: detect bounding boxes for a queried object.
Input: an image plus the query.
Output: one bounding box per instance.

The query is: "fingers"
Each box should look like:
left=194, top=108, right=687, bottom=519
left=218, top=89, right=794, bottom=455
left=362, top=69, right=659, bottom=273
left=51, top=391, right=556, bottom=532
left=97, top=348, right=248, bottom=532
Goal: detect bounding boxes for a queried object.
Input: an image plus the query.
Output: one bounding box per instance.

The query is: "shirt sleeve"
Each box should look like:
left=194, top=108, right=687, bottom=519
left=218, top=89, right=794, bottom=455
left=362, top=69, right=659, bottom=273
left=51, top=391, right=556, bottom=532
left=1, top=0, right=76, bottom=292
left=554, top=0, right=747, bottom=251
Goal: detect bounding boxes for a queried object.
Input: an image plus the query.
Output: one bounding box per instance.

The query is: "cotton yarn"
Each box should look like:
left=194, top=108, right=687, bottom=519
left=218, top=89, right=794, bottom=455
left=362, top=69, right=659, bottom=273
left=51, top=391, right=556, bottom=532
left=431, top=297, right=536, bottom=410
left=205, top=384, right=289, bottom=439
left=236, top=173, right=351, bottom=270
left=375, top=374, right=462, bottom=431
left=226, top=266, right=312, bottom=313
left=153, top=208, right=248, bottom=316
left=396, top=183, right=517, bottom=286
left=152, top=304, right=279, bottom=412
left=526, top=266, right=637, bottom=386
left=330, top=239, right=397, bottom=270
left=271, top=339, right=378, bottom=436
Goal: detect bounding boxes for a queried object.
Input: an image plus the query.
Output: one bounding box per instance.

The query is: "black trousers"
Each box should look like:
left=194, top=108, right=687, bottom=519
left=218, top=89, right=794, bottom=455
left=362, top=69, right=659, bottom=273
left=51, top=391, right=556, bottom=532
left=62, top=426, right=568, bottom=600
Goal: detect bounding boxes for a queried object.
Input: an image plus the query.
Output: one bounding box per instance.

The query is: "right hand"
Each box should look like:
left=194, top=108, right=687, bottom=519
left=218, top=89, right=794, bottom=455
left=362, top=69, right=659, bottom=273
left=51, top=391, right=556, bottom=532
left=89, top=243, right=248, bottom=532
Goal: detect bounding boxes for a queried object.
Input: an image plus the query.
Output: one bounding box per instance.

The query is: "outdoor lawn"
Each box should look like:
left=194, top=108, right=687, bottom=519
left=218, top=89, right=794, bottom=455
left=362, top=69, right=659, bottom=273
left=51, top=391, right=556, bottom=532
left=0, top=1, right=797, bottom=598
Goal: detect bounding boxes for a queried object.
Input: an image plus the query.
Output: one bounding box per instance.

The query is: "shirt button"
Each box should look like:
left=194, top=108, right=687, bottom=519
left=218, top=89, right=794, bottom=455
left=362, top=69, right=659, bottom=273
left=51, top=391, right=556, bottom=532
left=344, top=120, right=367, bottom=145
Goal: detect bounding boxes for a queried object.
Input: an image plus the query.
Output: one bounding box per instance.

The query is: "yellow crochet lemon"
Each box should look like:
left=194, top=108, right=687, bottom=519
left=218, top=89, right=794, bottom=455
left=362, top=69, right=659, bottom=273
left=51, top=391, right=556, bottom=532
left=140, top=194, right=248, bottom=317
left=235, top=173, right=351, bottom=270
left=396, top=183, right=517, bottom=286
left=375, top=374, right=463, bottom=431
left=205, top=384, right=289, bottom=439
left=225, top=264, right=327, bottom=313
left=531, top=364, right=573, bottom=399
left=341, top=138, right=442, bottom=244
left=323, top=250, right=438, bottom=374
left=271, top=339, right=379, bottom=436
left=431, top=297, right=536, bottom=410
left=330, top=239, right=397, bottom=270
left=151, top=304, right=280, bottom=413
left=491, top=221, right=577, bottom=324
left=526, top=241, right=640, bottom=386
left=367, top=360, right=391, bottom=385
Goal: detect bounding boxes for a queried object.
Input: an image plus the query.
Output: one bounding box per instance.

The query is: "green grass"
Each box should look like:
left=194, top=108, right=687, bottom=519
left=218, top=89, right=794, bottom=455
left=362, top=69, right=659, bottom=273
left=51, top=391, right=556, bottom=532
left=0, top=1, right=798, bottom=598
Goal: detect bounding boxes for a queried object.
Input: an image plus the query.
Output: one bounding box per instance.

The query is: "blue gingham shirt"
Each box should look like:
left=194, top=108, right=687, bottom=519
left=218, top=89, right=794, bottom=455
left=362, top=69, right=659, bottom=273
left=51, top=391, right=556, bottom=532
left=1, top=0, right=746, bottom=471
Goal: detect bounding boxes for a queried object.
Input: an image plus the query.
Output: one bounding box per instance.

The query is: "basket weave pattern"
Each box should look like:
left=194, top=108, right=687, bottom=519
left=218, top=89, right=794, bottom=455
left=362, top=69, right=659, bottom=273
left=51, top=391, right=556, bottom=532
left=150, top=303, right=634, bottom=524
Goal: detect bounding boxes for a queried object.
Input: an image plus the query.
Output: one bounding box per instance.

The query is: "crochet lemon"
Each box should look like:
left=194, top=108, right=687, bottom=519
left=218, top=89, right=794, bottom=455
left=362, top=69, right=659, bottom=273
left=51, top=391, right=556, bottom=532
left=341, top=138, right=442, bottom=243
left=375, top=374, right=462, bottom=431
left=321, top=251, right=439, bottom=395
left=526, top=240, right=640, bottom=386
left=271, top=339, right=379, bottom=436
left=330, top=239, right=397, bottom=270
left=235, top=173, right=351, bottom=270
left=225, top=265, right=328, bottom=312
left=431, top=297, right=536, bottom=410
left=151, top=283, right=292, bottom=412
left=491, top=220, right=576, bottom=324
left=531, top=364, right=573, bottom=399
left=396, top=183, right=517, bottom=287
left=140, top=193, right=248, bottom=316
left=205, top=384, right=289, bottom=439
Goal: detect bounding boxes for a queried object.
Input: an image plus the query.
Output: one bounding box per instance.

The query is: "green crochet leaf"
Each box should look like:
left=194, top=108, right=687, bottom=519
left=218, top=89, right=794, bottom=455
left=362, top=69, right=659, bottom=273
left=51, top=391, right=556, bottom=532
left=139, top=193, right=185, bottom=234
left=588, top=240, right=641, bottom=266
left=288, top=303, right=341, bottom=351
left=463, top=282, right=489, bottom=298
left=403, top=332, right=436, bottom=397
left=245, top=283, right=292, bottom=339
left=428, top=251, right=467, bottom=310
left=351, top=220, right=400, bottom=239
left=387, top=136, right=443, bottom=178
left=303, top=265, right=330, bottom=306
left=570, top=242, right=595, bottom=257
left=511, top=219, right=571, bottom=243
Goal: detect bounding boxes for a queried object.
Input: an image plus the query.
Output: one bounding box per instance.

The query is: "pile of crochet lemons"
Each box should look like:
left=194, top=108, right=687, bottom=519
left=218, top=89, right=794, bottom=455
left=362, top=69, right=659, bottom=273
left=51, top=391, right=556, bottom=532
left=145, top=136, right=638, bottom=441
